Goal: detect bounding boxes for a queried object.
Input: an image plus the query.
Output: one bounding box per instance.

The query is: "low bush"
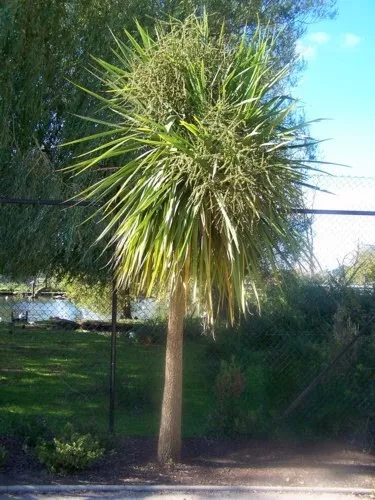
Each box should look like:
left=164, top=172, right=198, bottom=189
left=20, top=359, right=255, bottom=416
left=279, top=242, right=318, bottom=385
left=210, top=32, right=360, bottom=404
left=0, top=445, right=8, bottom=468
left=208, top=357, right=248, bottom=436
left=0, top=414, right=51, bottom=447
left=36, top=423, right=104, bottom=474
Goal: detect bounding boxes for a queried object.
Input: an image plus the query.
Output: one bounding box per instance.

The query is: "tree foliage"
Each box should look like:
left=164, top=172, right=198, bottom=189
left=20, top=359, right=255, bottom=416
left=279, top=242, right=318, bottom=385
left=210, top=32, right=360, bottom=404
left=352, top=246, right=375, bottom=285
left=330, top=246, right=375, bottom=287
left=0, top=0, right=336, bottom=281
left=68, top=13, right=325, bottom=324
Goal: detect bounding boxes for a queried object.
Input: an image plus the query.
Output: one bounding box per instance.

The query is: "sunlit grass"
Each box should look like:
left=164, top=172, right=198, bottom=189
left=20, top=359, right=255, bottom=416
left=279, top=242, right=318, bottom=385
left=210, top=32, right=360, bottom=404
left=0, top=325, right=214, bottom=437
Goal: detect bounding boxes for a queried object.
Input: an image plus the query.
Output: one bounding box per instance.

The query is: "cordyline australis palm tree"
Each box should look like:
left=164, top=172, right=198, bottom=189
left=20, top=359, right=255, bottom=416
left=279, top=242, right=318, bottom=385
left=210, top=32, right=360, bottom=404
left=66, top=13, right=323, bottom=462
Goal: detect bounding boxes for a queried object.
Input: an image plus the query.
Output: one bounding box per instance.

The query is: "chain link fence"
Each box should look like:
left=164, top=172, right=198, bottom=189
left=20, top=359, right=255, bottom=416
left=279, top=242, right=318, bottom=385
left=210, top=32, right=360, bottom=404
left=306, top=175, right=375, bottom=272
left=0, top=279, right=167, bottom=438
left=0, top=175, right=374, bottom=450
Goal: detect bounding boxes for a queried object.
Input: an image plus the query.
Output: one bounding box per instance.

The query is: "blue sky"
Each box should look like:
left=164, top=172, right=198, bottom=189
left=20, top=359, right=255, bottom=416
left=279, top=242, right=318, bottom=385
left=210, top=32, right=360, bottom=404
left=295, top=0, right=375, bottom=178
left=292, top=1, right=375, bottom=269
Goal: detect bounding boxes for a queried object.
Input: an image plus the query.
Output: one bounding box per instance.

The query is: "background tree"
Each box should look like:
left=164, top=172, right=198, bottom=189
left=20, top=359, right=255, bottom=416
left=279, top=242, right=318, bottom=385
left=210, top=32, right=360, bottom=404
left=351, top=246, right=375, bottom=285
left=328, top=246, right=375, bottom=287
left=68, top=13, right=325, bottom=462
left=0, top=0, right=335, bottom=281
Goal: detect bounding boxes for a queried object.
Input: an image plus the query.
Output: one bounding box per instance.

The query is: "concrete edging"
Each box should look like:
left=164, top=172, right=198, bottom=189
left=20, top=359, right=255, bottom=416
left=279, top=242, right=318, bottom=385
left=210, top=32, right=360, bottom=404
left=0, top=484, right=374, bottom=495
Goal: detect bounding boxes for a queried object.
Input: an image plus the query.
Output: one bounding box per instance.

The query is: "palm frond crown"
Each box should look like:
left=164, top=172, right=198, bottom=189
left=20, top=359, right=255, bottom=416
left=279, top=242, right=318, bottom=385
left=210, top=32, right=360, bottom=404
left=67, top=13, right=320, bottom=324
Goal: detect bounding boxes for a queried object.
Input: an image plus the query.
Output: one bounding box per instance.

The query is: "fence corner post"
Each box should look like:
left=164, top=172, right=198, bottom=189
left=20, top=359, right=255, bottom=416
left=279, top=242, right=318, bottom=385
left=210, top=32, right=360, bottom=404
left=109, top=277, right=118, bottom=434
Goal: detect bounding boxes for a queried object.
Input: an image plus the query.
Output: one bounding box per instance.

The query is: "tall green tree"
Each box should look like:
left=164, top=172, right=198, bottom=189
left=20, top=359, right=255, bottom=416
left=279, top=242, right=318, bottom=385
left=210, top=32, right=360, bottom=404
left=67, top=14, right=326, bottom=462
left=0, top=0, right=335, bottom=280
left=0, top=1, right=159, bottom=280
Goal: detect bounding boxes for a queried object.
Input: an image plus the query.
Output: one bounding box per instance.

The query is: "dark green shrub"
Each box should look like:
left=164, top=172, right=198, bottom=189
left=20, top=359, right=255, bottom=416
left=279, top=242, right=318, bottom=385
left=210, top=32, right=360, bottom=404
left=36, top=423, right=104, bottom=474
left=208, top=357, right=248, bottom=436
left=0, top=414, right=51, bottom=447
left=0, top=445, right=8, bottom=468
left=184, top=317, right=207, bottom=340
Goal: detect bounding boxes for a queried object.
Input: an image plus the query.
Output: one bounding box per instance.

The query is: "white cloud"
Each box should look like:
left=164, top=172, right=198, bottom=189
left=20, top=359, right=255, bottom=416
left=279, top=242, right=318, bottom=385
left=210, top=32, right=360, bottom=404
left=296, top=42, right=316, bottom=60
left=342, top=33, right=361, bottom=48
left=309, top=32, right=330, bottom=44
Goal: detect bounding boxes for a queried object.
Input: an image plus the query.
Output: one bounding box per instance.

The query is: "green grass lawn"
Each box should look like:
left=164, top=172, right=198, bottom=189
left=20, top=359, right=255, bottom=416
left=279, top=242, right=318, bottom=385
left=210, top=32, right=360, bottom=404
left=0, top=324, right=216, bottom=439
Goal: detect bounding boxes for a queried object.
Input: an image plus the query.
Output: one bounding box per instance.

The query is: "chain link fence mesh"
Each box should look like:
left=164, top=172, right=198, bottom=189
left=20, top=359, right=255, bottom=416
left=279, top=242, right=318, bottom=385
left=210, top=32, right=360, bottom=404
left=0, top=175, right=374, bottom=450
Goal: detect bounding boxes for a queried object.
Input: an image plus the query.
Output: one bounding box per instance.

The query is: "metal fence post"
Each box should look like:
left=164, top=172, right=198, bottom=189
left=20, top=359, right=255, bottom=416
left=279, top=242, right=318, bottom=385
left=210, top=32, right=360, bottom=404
left=109, top=278, right=118, bottom=434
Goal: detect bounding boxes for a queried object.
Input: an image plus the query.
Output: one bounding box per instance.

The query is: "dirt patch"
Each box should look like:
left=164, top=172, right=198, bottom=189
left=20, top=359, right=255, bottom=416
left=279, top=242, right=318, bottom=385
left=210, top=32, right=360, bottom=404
left=1, top=437, right=374, bottom=489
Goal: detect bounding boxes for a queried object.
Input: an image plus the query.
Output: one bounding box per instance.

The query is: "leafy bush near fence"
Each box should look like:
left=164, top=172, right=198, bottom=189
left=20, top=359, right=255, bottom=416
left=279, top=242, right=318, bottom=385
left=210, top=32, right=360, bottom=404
left=0, top=414, right=51, bottom=448
left=208, top=357, right=247, bottom=436
left=0, top=445, right=8, bottom=468
left=36, top=423, right=104, bottom=474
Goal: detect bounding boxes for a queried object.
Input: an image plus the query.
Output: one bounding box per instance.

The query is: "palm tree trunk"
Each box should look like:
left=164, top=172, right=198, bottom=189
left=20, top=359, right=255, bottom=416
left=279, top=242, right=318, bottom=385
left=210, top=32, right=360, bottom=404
left=157, top=277, right=185, bottom=463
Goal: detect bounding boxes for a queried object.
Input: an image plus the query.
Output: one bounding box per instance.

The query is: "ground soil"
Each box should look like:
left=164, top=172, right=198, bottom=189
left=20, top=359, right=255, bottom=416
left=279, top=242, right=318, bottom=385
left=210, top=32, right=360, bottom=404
left=1, top=437, right=374, bottom=489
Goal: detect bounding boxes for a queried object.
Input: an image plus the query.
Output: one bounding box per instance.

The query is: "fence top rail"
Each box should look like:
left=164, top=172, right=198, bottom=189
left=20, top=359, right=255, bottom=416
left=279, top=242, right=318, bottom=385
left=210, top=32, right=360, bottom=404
left=2, top=197, right=375, bottom=216
left=0, top=197, right=97, bottom=207
left=294, top=209, right=375, bottom=216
